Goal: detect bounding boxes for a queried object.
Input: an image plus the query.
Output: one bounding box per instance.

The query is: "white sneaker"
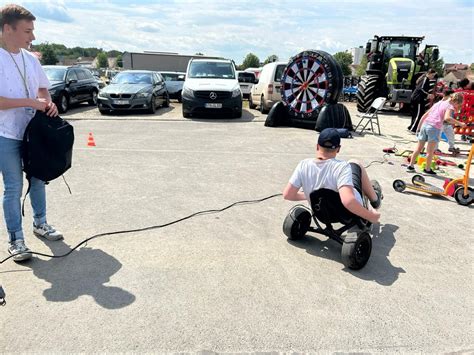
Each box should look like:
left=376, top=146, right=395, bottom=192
left=8, top=240, right=32, bottom=262
left=33, top=223, right=63, bottom=241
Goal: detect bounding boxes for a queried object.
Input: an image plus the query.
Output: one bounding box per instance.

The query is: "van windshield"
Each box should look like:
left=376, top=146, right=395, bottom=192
left=188, top=62, right=235, bottom=79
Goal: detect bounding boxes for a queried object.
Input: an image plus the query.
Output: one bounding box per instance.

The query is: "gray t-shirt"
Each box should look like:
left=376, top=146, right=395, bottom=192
left=289, top=158, right=362, bottom=203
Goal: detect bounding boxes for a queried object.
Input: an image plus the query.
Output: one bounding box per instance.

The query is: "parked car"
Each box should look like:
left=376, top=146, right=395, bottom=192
left=159, top=71, right=185, bottom=102
left=244, top=67, right=263, bottom=79
left=249, top=61, right=287, bottom=113
left=97, top=70, right=169, bottom=114
left=182, top=58, right=242, bottom=118
left=43, top=65, right=99, bottom=113
left=236, top=71, right=256, bottom=99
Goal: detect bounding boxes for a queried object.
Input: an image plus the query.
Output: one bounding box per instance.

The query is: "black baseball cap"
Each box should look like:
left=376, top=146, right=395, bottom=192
left=318, top=128, right=341, bottom=149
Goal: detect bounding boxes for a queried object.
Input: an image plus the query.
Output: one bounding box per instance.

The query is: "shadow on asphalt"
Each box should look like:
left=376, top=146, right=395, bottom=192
left=25, top=240, right=135, bottom=309
left=288, top=223, right=405, bottom=286
left=187, top=109, right=257, bottom=123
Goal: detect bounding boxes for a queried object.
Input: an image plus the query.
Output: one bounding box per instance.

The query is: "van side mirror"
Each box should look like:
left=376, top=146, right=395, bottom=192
left=178, top=75, right=185, bottom=81
left=365, top=41, right=371, bottom=54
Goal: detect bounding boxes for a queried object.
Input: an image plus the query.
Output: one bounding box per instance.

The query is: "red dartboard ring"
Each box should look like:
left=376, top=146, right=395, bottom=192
left=281, top=50, right=342, bottom=119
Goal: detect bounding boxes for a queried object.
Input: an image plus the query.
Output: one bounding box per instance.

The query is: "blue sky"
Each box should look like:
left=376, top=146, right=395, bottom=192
left=2, top=0, right=473, bottom=64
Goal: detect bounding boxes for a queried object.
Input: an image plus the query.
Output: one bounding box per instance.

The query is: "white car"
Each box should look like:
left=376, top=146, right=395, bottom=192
left=236, top=71, right=256, bottom=99
left=181, top=58, right=242, bottom=118
left=249, top=61, right=287, bottom=113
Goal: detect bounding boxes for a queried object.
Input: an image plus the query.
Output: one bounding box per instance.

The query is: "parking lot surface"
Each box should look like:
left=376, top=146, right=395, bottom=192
left=1, top=101, right=473, bottom=353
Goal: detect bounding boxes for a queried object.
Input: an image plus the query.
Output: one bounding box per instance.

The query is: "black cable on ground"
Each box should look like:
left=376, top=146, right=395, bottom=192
left=0, top=193, right=282, bottom=265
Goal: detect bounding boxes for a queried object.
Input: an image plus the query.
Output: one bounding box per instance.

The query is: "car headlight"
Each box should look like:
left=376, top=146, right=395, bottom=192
left=98, top=92, right=108, bottom=99
left=182, top=86, right=194, bottom=97
left=232, top=87, right=242, bottom=98
left=49, top=89, right=57, bottom=95
left=136, top=92, right=151, bottom=98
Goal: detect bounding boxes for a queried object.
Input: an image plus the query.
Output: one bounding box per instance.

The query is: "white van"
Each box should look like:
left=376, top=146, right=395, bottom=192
left=182, top=58, right=242, bottom=118
left=249, top=61, right=287, bottom=113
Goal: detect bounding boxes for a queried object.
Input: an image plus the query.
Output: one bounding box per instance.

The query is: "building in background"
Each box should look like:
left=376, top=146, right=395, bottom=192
left=348, top=46, right=365, bottom=66
left=122, top=51, right=222, bottom=72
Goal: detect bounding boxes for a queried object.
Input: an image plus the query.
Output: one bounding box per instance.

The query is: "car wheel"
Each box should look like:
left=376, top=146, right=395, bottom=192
left=177, top=91, right=182, bottom=103
left=249, top=94, right=257, bottom=109
left=148, top=95, right=157, bottom=114
left=163, top=93, right=170, bottom=108
left=99, top=109, right=108, bottom=115
left=260, top=96, right=269, bottom=114
left=88, top=90, right=98, bottom=105
left=58, top=93, right=69, bottom=113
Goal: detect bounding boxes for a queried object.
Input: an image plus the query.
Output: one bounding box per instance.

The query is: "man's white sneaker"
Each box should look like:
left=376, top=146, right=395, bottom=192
left=33, top=223, right=63, bottom=241
left=8, top=240, right=32, bottom=262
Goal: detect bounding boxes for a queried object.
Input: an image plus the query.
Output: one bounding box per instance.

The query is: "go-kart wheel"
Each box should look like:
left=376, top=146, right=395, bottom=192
left=282, top=205, right=312, bottom=240
left=454, top=186, right=473, bottom=206
left=280, top=50, right=342, bottom=120
left=341, top=231, right=372, bottom=270
left=393, top=179, right=406, bottom=192
left=412, top=174, right=425, bottom=185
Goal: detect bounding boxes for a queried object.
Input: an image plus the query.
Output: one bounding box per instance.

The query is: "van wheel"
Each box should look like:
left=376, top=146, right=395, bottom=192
left=249, top=94, right=257, bottom=109
left=260, top=96, right=269, bottom=114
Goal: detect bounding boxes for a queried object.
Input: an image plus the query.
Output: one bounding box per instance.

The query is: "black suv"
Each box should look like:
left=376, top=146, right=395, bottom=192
left=43, top=65, right=100, bottom=113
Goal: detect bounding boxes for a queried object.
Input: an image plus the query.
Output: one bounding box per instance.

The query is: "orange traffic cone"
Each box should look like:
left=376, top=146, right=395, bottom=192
left=87, top=132, right=96, bottom=147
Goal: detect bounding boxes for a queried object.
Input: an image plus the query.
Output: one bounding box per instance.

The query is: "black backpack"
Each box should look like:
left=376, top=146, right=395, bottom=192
left=21, top=111, right=74, bottom=213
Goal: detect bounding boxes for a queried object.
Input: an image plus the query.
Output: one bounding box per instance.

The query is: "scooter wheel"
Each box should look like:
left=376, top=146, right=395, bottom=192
left=454, top=186, right=474, bottom=206
left=393, top=179, right=406, bottom=192
left=412, top=174, right=425, bottom=185
left=282, top=205, right=312, bottom=240
left=341, top=231, right=372, bottom=270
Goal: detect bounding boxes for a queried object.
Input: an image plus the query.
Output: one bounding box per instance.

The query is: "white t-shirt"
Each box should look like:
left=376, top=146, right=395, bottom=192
left=0, top=48, right=50, bottom=140
left=289, top=158, right=363, bottom=204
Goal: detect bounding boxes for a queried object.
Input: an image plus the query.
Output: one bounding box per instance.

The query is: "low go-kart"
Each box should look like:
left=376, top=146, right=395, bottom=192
left=283, top=189, right=373, bottom=270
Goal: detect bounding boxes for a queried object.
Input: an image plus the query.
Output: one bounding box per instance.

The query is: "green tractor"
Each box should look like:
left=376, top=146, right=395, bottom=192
left=356, top=35, right=439, bottom=112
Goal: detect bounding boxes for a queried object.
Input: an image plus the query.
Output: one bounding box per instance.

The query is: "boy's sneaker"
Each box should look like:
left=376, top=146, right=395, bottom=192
left=8, top=240, right=32, bottom=262
left=423, top=169, right=437, bottom=175
left=448, top=147, right=460, bottom=153
left=33, top=223, right=63, bottom=241
left=370, top=180, right=383, bottom=209
left=406, top=165, right=415, bottom=172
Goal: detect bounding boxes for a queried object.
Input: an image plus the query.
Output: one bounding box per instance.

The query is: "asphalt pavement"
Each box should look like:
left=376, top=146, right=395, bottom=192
left=1, top=101, right=473, bottom=353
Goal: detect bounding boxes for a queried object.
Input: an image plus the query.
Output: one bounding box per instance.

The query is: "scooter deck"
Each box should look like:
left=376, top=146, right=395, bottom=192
left=410, top=181, right=444, bottom=194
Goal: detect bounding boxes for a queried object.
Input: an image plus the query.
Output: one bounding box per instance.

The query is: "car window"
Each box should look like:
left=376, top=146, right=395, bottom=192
left=155, top=73, right=163, bottom=83
left=274, top=65, right=286, bottom=82
left=161, top=73, right=179, bottom=81
left=66, top=69, right=78, bottom=82
left=75, top=69, right=87, bottom=80
left=43, top=67, right=66, bottom=81
left=238, top=72, right=255, bottom=83
left=82, top=69, right=93, bottom=79
left=188, top=61, right=235, bottom=79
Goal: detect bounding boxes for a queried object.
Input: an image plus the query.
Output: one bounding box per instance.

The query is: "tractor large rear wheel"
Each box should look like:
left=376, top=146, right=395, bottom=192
left=356, top=74, right=380, bottom=112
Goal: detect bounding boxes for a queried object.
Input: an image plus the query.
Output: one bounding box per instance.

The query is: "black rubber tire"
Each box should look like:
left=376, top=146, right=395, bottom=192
left=98, top=109, right=108, bottom=115
left=88, top=90, right=98, bottom=106
left=249, top=94, right=257, bottom=109
left=163, top=93, right=170, bottom=108
left=182, top=110, right=191, bottom=118
left=341, top=231, right=372, bottom=270
left=282, top=205, right=312, bottom=240
left=58, top=93, right=69, bottom=113
left=393, top=179, right=406, bottom=192
left=148, top=96, right=157, bottom=114
left=412, top=174, right=425, bottom=185
left=177, top=91, right=182, bottom=103
left=356, top=74, right=380, bottom=112
left=260, top=95, right=269, bottom=114
left=280, top=50, right=343, bottom=119
left=264, top=101, right=289, bottom=127
left=315, top=103, right=353, bottom=132
left=454, top=186, right=473, bottom=206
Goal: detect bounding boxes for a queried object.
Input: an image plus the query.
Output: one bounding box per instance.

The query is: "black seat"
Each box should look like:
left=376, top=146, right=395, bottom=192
left=309, top=189, right=359, bottom=226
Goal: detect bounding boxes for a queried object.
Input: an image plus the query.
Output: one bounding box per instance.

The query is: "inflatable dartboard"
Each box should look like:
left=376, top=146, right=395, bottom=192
left=280, top=50, right=343, bottom=119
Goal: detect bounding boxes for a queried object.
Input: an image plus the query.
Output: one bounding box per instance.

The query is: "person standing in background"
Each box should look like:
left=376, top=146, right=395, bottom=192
left=408, top=69, right=437, bottom=133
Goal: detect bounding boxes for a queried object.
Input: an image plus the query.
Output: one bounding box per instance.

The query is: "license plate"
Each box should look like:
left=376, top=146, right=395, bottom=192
left=114, top=100, right=129, bottom=105
left=205, top=103, right=222, bottom=109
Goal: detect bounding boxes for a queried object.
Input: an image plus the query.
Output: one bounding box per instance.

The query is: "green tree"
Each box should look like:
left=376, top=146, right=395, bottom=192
left=424, top=47, right=444, bottom=77
left=333, top=51, right=353, bottom=76
left=39, top=44, right=58, bottom=65
left=263, top=54, right=278, bottom=65
left=355, top=54, right=368, bottom=77
left=116, top=54, right=123, bottom=68
left=96, top=52, right=108, bottom=69
left=242, top=53, right=260, bottom=69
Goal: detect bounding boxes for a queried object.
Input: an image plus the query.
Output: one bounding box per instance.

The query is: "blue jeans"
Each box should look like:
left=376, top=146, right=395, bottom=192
left=0, top=136, right=47, bottom=242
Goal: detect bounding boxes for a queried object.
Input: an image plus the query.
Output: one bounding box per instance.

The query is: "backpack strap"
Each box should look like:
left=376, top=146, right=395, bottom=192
left=21, top=176, right=32, bottom=217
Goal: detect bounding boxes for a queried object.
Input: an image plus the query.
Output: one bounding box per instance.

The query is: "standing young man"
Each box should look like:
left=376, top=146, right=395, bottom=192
left=0, top=4, right=63, bottom=262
